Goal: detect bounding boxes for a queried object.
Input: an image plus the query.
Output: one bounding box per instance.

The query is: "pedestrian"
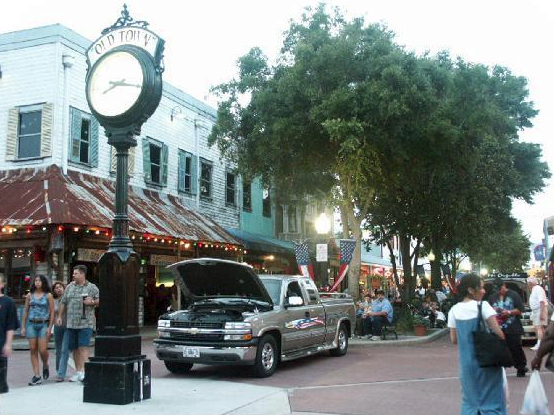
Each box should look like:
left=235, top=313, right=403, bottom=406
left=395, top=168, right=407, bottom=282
left=51, top=281, right=69, bottom=381
left=21, top=274, right=54, bottom=386
left=530, top=312, right=554, bottom=370
left=56, top=265, right=99, bottom=382
left=448, top=273, right=506, bottom=415
left=488, top=280, right=528, bottom=377
left=364, top=289, right=393, bottom=340
left=0, top=274, right=19, bottom=403
left=527, top=277, right=548, bottom=351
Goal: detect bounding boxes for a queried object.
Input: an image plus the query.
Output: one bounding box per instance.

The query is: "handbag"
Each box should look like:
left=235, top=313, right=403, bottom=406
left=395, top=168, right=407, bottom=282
left=472, top=302, right=514, bottom=368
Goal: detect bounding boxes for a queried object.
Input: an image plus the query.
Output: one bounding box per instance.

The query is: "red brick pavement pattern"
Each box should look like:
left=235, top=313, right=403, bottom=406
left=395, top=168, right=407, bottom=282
left=6, top=335, right=554, bottom=415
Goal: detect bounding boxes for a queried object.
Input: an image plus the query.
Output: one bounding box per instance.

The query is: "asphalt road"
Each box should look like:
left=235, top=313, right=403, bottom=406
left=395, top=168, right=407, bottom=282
left=7, top=335, right=554, bottom=415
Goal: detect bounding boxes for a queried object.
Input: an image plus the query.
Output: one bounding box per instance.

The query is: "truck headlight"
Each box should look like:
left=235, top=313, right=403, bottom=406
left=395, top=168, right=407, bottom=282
left=224, top=333, right=253, bottom=341
left=158, top=320, right=170, bottom=328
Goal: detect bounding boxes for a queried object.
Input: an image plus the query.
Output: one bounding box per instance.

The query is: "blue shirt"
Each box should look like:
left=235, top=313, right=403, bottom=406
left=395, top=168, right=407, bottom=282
left=372, top=298, right=393, bottom=323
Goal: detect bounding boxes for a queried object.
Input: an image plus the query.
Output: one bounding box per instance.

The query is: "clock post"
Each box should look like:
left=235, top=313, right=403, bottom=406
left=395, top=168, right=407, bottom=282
left=83, top=5, right=164, bottom=405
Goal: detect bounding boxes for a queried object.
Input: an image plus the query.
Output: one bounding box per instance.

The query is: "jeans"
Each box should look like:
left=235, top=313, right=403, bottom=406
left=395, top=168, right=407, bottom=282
left=363, top=315, right=387, bottom=336
left=56, top=327, right=70, bottom=378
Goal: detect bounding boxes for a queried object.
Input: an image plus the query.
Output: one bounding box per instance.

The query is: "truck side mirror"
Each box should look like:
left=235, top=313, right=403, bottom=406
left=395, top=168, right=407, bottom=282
left=286, top=296, right=304, bottom=307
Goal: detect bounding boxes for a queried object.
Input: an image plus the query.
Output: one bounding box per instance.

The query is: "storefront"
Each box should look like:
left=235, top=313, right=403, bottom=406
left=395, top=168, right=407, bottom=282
left=0, top=165, right=241, bottom=323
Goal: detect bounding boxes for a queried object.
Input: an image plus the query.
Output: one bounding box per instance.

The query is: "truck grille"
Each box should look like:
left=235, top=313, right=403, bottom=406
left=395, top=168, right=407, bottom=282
left=171, top=321, right=223, bottom=329
left=170, top=332, right=223, bottom=341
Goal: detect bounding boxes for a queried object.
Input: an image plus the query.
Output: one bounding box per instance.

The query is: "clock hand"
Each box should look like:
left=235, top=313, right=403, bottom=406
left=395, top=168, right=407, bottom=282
left=102, top=79, right=127, bottom=94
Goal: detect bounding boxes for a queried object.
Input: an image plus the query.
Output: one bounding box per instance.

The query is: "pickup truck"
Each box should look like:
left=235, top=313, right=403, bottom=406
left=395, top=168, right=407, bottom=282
left=154, top=258, right=356, bottom=377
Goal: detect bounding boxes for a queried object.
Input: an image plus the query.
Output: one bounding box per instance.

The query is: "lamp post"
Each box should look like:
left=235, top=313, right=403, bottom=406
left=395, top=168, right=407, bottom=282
left=83, top=5, right=164, bottom=405
left=315, top=213, right=331, bottom=287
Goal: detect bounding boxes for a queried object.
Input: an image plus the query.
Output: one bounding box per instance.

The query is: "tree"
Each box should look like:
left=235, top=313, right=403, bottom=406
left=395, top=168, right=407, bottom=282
left=210, top=5, right=429, bottom=300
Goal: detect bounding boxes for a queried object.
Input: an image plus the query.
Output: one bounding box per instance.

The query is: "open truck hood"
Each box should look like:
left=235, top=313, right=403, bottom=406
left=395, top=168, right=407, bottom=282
left=167, top=258, right=273, bottom=305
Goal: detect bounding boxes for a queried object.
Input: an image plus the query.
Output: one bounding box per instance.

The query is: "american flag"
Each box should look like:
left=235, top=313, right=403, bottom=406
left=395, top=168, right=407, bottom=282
left=294, top=241, right=314, bottom=279
left=330, top=239, right=356, bottom=292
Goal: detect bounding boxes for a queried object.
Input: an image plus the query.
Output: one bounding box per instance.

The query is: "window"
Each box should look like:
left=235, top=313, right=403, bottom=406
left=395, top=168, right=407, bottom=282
left=149, top=143, right=162, bottom=184
left=142, top=137, right=168, bottom=186
left=262, top=187, right=271, bottom=217
left=200, top=159, right=212, bottom=198
left=226, top=172, right=236, bottom=205
left=288, top=206, right=297, bottom=233
left=70, top=107, right=99, bottom=167
left=18, top=110, right=42, bottom=159
left=285, top=281, right=303, bottom=299
left=242, top=180, right=252, bottom=212
left=6, top=103, right=53, bottom=161
left=178, top=150, right=196, bottom=194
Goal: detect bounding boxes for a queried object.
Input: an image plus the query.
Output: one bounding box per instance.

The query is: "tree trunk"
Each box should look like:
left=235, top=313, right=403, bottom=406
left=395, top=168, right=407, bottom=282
left=430, top=251, right=442, bottom=290
left=399, top=233, right=414, bottom=303
left=346, top=209, right=362, bottom=301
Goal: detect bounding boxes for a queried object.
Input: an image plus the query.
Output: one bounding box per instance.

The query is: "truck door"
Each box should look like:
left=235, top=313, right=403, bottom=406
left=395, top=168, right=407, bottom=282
left=282, top=280, right=314, bottom=352
left=300, top=279, right=326, bottom=346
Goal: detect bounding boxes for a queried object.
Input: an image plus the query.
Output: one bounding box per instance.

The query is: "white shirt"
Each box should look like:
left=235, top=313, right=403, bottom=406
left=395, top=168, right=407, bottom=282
left=447, top=300, right=496, bottom=328
left=529, top=285, right=547, bottom=310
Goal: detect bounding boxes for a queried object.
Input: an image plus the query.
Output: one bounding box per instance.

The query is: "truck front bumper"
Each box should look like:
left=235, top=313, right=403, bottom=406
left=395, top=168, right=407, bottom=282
left=154, top=339, right=258, bottom=365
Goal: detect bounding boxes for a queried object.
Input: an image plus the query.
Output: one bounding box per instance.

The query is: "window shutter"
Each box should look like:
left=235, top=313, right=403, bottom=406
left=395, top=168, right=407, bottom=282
left=142, top=138, right=151, bottom=182
left=40, top=103, right=53, bottom=157
left=90, top=117, right=100, bottom=167
left=128, top=146, right=135, bottom=176
left=190, top=154, right=198, bottom=195
left=6, top=108, right=19, bottom=161
left=70, top=108, right=81, bottom=162
left=177, top=150, right=185, bottom=192
left=161, top=144, right=169, bottom=186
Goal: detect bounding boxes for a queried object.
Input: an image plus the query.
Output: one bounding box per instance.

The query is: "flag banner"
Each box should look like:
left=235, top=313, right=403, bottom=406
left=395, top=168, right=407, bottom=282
left=330, top=239, right=356, bottom=292
left=294, top=241, right=314, bottom=279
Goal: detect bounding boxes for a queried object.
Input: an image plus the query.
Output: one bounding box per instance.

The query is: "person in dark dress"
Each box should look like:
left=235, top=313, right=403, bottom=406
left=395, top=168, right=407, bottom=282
left=488, top=280, right=528, bottom=377
left=0, top=273, right=20, bottom=400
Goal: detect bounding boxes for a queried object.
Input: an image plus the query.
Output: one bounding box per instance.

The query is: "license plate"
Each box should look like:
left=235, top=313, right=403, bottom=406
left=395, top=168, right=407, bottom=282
left=183, top=347, right=200, bottom=358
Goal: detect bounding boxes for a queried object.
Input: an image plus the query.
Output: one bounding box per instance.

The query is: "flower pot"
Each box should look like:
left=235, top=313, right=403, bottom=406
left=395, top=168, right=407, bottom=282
left=413, top=324, right=427, bottom=336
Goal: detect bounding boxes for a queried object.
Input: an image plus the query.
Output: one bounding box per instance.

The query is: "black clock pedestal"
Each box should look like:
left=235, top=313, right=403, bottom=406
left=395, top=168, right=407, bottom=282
left=83, top=130, right=150, bottom=405
left=83, top=250, right=151, bottom=405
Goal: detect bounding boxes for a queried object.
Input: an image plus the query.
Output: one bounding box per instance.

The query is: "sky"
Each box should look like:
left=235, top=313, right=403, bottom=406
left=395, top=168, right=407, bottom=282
left=1, top=0, right=552, bottom=243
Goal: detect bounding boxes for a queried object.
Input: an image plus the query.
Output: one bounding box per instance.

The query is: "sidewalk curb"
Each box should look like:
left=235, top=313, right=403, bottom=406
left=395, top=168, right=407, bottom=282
left=349, top=328, right=449, bottom=347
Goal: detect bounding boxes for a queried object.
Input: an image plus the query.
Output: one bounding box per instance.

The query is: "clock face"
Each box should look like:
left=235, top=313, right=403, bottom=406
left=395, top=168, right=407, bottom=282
left=88, top=51, right=144, bottom=117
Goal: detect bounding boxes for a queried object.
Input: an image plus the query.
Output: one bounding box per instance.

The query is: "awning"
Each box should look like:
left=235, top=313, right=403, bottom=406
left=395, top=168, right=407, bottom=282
left=0, top=165, right=238, bottom=244
left=224, top=228, right=293, bottom=255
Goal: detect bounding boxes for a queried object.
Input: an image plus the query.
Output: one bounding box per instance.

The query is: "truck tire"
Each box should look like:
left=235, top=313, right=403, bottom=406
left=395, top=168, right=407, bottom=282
left=251, top=334, right=278, bottom=378
left=330, top=323, right=348, bottom=357
left=164, top=361, right=193, bottom=374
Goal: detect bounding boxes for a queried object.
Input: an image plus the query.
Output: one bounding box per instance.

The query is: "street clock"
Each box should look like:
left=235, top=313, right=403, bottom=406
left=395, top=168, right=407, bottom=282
left=86, top=45, right=162, bottom=129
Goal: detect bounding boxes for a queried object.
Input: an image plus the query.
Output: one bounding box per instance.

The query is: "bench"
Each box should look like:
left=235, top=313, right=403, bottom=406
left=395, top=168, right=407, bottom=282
left=381, top=318, right=398, bottom=340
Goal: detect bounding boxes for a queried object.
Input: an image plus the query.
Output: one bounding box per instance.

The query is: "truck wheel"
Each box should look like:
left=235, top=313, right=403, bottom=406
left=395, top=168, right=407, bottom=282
left=330, top=323, right=348, bottom=357
left=251, top=334, right=278, bottom=378
left=164, top=361, right=193, bottom=374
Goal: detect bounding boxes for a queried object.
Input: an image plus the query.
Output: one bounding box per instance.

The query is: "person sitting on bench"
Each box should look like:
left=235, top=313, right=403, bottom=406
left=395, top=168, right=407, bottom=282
left=364, top=290, right=393, bottom=340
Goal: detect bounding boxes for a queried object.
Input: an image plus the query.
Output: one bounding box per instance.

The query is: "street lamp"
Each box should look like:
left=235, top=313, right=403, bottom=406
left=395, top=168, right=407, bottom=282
left=428, top=250, right=435, bottom=262
left=315, top=213, right=331, bottom=235
left=480, top=268, right=488, bottom=276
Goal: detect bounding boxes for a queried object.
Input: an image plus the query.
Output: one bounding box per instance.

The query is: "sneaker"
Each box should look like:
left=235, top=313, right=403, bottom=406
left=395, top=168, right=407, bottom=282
left=43, top=366, right=49, bottom=380
left=69, top=372, right=85, bottom=382
left=371, top=336, right=381, bottom=341
left=28, top=375, right=42, bottom=386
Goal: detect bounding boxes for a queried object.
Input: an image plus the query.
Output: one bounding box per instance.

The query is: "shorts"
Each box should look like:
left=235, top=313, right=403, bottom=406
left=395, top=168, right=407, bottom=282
left=531, top=309, right=546, bottom=326
left=0, top=356, right=8, bottom=394
left=66, top=328, right=93, bottom=351
left=26, top=322, right=49, bottom=339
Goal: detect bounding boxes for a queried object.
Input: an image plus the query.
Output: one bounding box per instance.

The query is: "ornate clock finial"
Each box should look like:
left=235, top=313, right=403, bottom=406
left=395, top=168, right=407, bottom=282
left=101, top=4, right=150, bottom=35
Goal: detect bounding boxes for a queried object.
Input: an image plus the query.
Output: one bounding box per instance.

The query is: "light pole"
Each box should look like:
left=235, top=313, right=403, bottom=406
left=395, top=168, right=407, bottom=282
left=315, top=213, right=331, bottom=287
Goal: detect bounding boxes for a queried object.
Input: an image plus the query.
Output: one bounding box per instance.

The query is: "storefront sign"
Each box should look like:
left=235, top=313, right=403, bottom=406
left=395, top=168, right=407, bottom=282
left=316, top=244, right=328, bottom=262
left=150, top=254, right=180, bottom=267
left=78, top=248, right=105, bottom=263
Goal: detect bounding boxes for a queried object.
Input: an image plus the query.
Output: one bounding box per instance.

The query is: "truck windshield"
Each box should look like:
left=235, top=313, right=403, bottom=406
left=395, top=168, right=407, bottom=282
left=260, top=279, right=282, bottom=305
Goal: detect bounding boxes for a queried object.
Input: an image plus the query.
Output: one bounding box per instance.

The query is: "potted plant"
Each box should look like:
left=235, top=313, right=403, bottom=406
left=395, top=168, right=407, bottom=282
left=412, top=315, right=430, bottom=336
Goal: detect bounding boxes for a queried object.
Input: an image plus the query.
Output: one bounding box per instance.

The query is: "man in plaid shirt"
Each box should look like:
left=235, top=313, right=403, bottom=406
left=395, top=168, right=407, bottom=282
left=56, top=265, right=99, bottom=382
